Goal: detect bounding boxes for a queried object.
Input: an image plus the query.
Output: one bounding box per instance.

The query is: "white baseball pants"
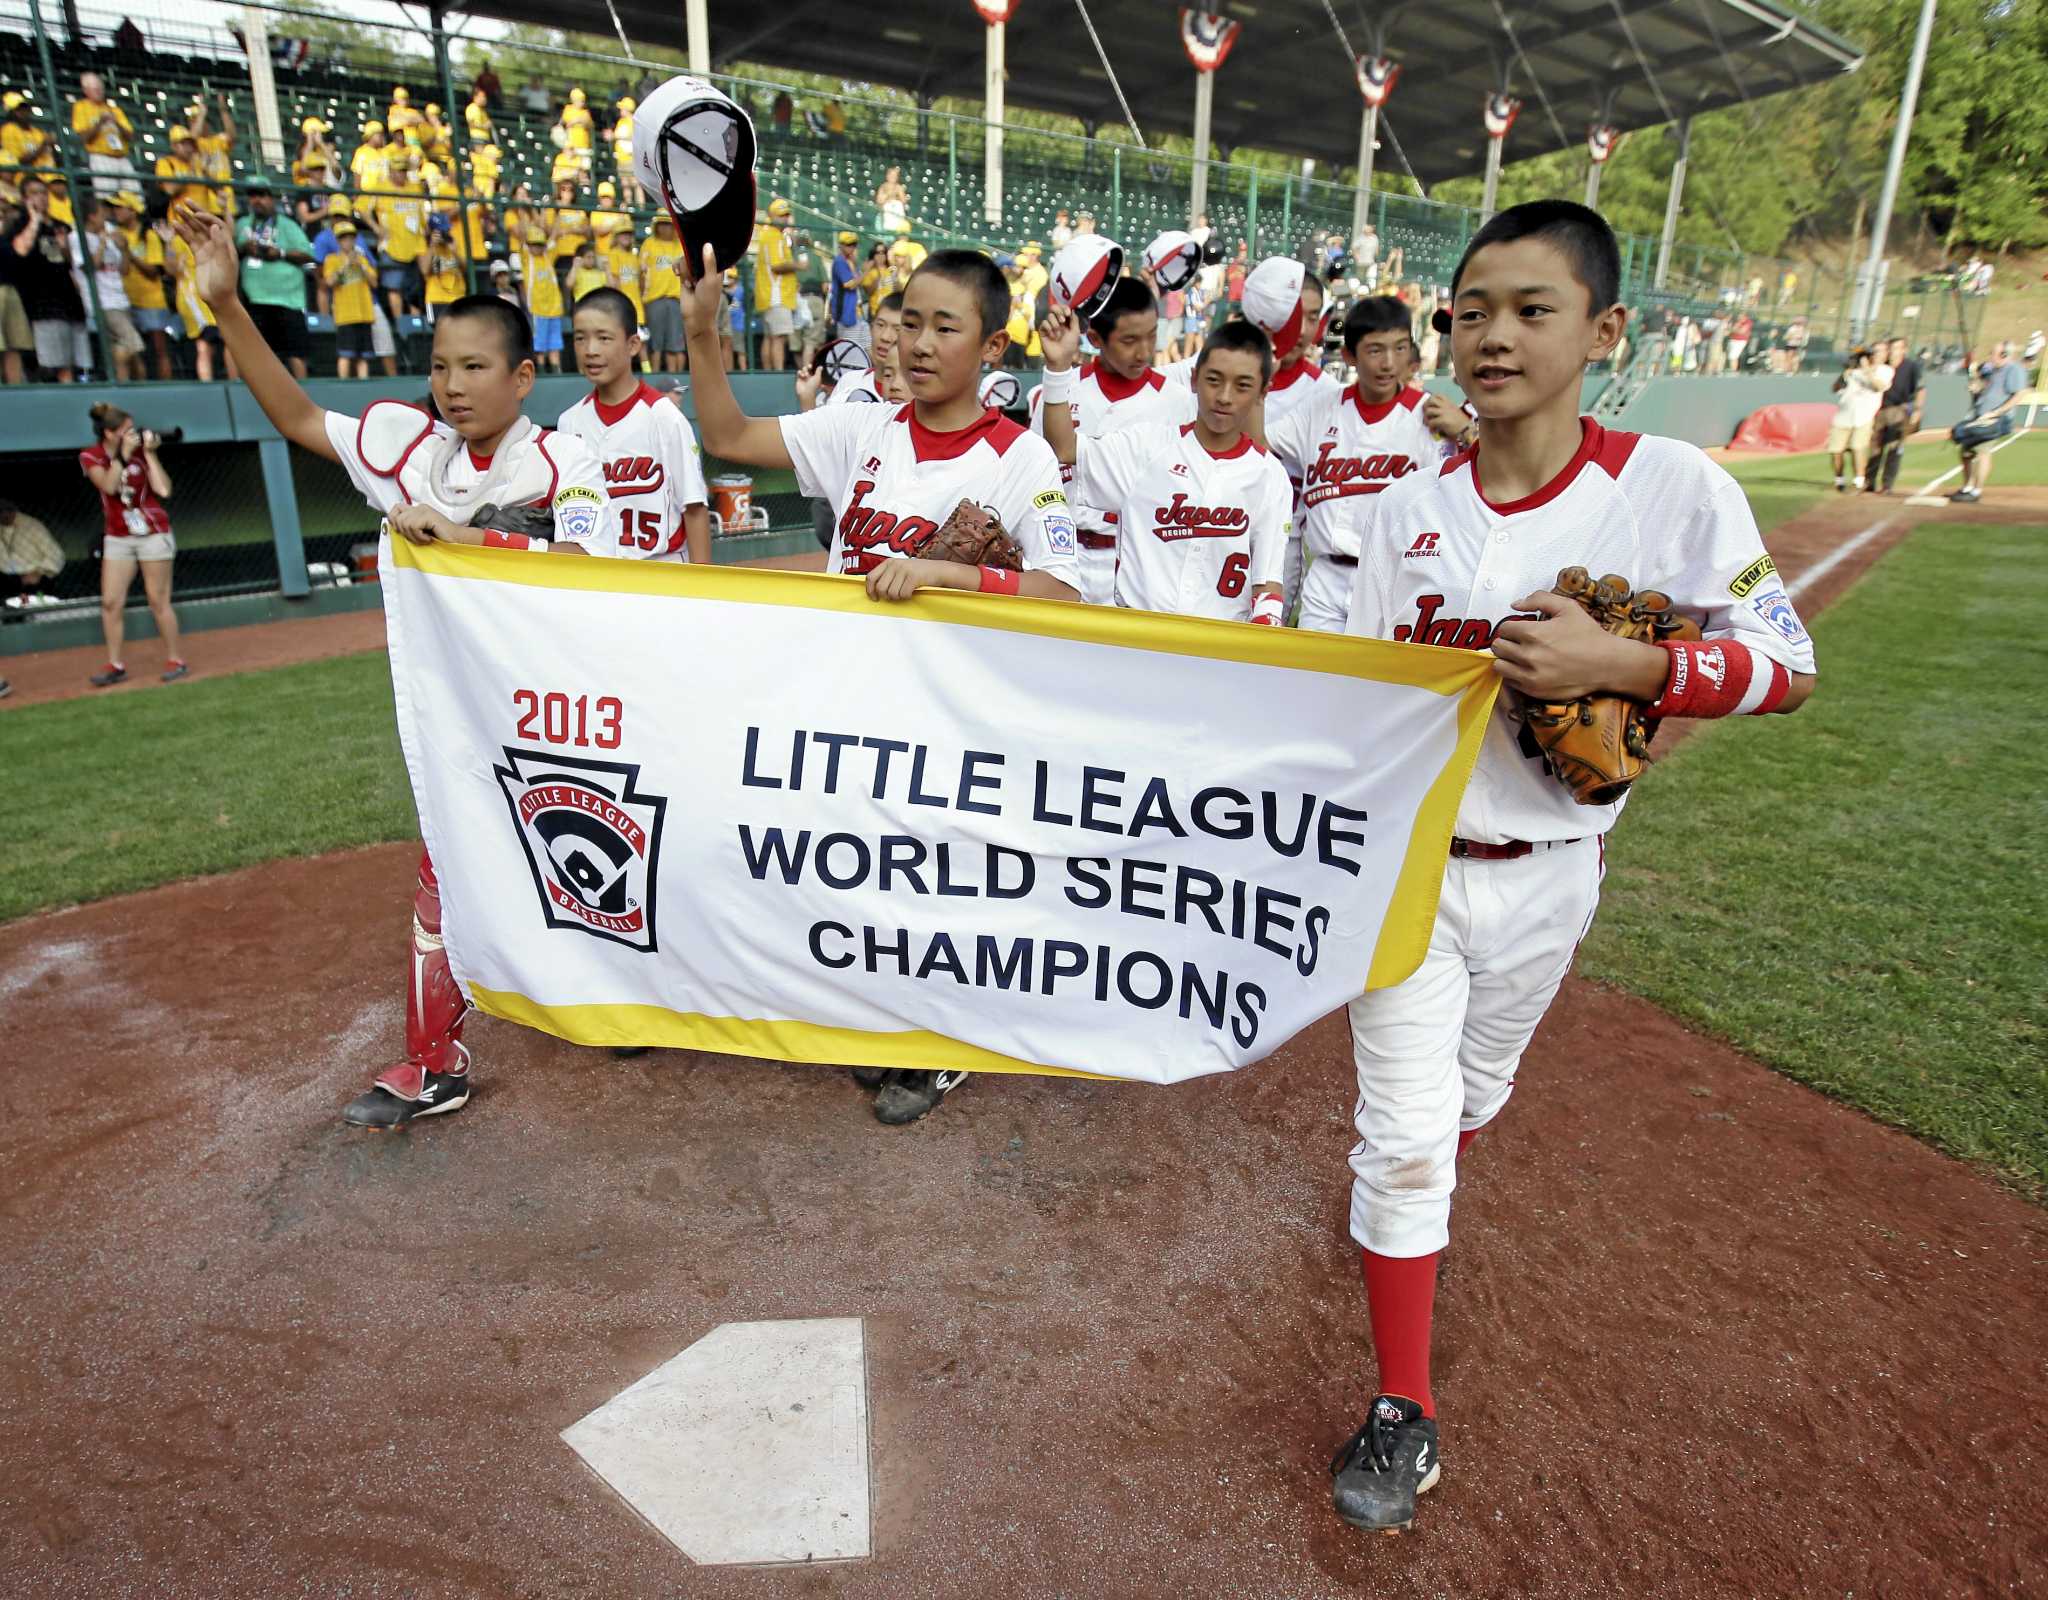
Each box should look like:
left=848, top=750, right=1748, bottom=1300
left=1295, top=556, right=1353, bottom=634
left=1345, top=837, right=1604, bottom=1258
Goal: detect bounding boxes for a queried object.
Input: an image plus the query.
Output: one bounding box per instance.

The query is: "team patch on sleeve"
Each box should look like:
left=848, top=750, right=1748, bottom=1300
left=1750, top=588, right=1808, bottom=645
left=553, top=483, right=605, bottom=543
left=1033, top=488, right=1069, bottom=510
left=1043, top=511, right=1077, bottom=554
left=1729, top=554, right=1778, bottom=598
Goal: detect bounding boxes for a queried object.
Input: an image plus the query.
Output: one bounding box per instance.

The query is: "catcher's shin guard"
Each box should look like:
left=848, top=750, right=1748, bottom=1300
left=373, top=847, right=472, bottom=1099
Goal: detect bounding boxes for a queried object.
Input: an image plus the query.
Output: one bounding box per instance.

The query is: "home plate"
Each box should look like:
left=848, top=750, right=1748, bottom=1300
left=562, top=1318, right=870, bottom=1565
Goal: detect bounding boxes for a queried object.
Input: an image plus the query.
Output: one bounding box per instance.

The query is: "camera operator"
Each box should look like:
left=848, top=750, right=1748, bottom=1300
left=1865, top=335, right=1921, bottom=496
left=80, top=401, right=186, bottom=686
left=1827, top=343, right=1892, bottom=493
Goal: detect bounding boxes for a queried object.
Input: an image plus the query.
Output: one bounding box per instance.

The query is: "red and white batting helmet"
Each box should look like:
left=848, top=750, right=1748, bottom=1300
left=1049, top=234, right=1124, bottom=322
left=1144, top=230, right=1201, bottom=293
left=633, top=75, right=757, bottom=275
left=1242, top=257, right=1307, bottom=350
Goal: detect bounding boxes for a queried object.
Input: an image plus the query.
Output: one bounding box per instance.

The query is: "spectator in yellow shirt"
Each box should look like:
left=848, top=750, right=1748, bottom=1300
left=519, top=226, right=564, bottom=371
left=72, top=72, right=136, bottom=191
left=184, top=96, right=236, bottom=217
left=557, top=87, right=595, bottom=170
left=2, top=93, right=56, bottom=177
left=469, top=143, right=501, bottom=198
left=606, top=238, right=642, bottom=323
left=568, top=239, right=607, bottom=307
left=751, top=196, right=798, bottom=371
left=421, top=104, right=453, bottom=167
left=351, top=122, right=392, bottom=195
left=294, top=116, right=341, bottom=191
left=374, top=157, right=428, bottom=322
left=548, top=176, right=587, bottom=282
left=590, top=180, right=630, bottom=252
left=464, top=89, right=494, bottom=146
left=639, top=211, right=685, bottom=372
left=549, top=143, right=584, bottom=189
left=110, top=190, right=172, bottom=379
left=608, top=96, right=638, bottom=202
left=154, top=127, right=214, bottom=215
left=319, top=218, right=376, bottom=377
left=386, top=86, right=423, bottom=136
left=422, top=216, right=468, bottom=316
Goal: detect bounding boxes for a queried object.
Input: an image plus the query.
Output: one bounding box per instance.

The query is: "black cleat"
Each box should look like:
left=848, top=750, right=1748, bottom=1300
left=343, top=1066, right=472, bottom=1129
left=89, top=664, right=128, bottom=688
left=160, top=661, right=189, bottom=683
left=872, top=1068, right=966, bottom=1125
left=1331, top=1394, right=1441, bottom=1534
left=850, top=1066, right=888, bottom=1089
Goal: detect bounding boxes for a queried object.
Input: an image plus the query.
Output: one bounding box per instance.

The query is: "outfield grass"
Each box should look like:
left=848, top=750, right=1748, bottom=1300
left=1582, top=523, right=2048, bottom=1198
left=0, top=653, right=416, bottom=922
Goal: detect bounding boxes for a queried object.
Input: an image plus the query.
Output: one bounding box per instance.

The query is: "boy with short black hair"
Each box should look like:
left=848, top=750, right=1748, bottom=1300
left=560, top=286, right=710, bottom=564
left=1267, top=294, right=1440, bottom=634
left=1328, top=199, right=1818, bottom=1535
left=1040, top=312, right=1290, bottom=622
left=681, top=242, right=1079, bottom=1125
left=172, top=206, right=608, bottom=1132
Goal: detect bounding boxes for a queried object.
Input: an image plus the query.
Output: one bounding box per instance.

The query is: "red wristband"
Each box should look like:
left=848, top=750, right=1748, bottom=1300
left=1650, top=638, right=1791, bottom=719
left=481, top=528, right=534, bottom=551
left=978, top=564, right=1021, bottom=595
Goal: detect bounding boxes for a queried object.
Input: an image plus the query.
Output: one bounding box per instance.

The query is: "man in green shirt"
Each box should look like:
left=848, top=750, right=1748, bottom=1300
left=234, top=177, right=316, bottom=377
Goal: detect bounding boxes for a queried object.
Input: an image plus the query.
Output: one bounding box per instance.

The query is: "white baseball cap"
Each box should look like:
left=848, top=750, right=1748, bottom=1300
left=979, top=369, right=1023, bottom=411
left=1049, top=234, right=1124, bottom=322
left=1242, top=257, right=1307, bottom=350
left=820, top=337, right=871, bottom=385
left=1144, top=230, right=1200, bottom=293
left=633, top=75, right=757, bottom=275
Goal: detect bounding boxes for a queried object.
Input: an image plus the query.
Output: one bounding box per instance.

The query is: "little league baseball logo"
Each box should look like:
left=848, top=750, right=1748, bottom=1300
left=495, top=749, right=669, bottom=952
left=553, top=484, right=605, bottom=544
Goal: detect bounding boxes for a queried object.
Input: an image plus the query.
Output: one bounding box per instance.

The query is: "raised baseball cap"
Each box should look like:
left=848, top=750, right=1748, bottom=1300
left=820, top=337, right=871, bottom=385
left=1049, top=234, right=1124, bottom=322
left=632, top=74, right=758, bottom=276
left=1145, top=230, right=1200, bottom=293
left=1242, top=257, right=1306, bottom=349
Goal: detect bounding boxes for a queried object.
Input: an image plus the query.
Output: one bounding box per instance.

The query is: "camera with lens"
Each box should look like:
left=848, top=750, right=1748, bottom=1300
left=138, top=425, right=185, bottom=451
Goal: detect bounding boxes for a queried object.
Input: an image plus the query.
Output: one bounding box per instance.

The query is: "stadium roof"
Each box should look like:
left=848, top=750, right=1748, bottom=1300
left=469, top=0, right=1863, bottom=184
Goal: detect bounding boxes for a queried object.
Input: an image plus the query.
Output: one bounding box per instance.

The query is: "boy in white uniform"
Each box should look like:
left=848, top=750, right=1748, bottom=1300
left=171, top=207, right=609, bottom=1131
left=1268, top=296, right=1442, bottom=634
left=1038, top=314, right=1291, bottom=623
left=1327, top=200, right=1818, bottom=1535
left=558, top=286, right=711, bottom=562
left=1028, top=276, right=1196, bottom=605
left=679, top=241, right=1079, bottom=1125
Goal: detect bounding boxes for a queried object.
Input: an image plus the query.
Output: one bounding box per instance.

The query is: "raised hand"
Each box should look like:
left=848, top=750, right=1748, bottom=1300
left=168, top=204, right=240, bottom=312
left=1038, top=302, right=1082, bottom=371
left=680, top=242, right=725, bottom=336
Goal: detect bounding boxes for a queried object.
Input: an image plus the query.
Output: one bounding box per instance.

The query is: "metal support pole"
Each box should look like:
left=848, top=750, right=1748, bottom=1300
left=1247, top=166, right=1259, bottom=256
left=1111, top=144, right=1121, bottom=239
left=984, top=21, right=1004, bottom=226
left=1188, top=69, right=1213, bottom=226
left=1480, top=134, right=1504, bottom=220
left=1584, top=157, right=1602, bottom=209
left=1352, top=106, right=1377, bottom=242
left=258, top=437, right=310, bottom=598
left=1854, top=0, right=1934, bottom=336
left=1653, top=116, right=1690, bottom=292
left=240, top=6, right=287, bottom=170
left=427, top=3, right=476, bottom=293
left=1279, top=170, right=1291, bottom=254
left=946, top=119, right=958, bottom=236
left=686, top=0, right=710, bottom=73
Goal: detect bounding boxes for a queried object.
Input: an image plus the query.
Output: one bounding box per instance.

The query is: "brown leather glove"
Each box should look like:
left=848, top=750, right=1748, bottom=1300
left=912, top=498, right=1025, bottom=570
left=1517, top=566, right=1702, bottom=806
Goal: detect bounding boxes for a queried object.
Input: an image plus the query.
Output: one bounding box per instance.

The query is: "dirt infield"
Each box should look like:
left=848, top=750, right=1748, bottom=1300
left=4, top=498, right=2046, bottom=1598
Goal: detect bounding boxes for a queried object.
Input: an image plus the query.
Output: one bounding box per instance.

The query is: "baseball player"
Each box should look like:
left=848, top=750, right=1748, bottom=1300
left=172, top=207, right=609, bottom=1130
left=1038, top=312, right=1290, bottom=623
left=1028, top=270, right=1196, bottom=606
left=1267, top=297, right=1441, bottom=635
left=831, top=290, right=904, bottom=405
left=1237, top=259, right=1339, bottom=615
left=678, top=241, right=1079, bottom=1125
left=1328, top=200, right=1817, bottom=1534
left=559, top=287, right=711, bottom=563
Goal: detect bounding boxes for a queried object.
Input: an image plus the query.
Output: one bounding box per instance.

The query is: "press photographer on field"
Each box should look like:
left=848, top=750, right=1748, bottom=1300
left=1827, top=343, right=1892, bottom=494
left=79, top=401, right=187, bottom=687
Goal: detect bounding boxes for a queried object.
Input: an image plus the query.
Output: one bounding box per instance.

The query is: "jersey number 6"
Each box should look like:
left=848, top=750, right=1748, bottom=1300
left=1216, top=551, right=1250, bottom=598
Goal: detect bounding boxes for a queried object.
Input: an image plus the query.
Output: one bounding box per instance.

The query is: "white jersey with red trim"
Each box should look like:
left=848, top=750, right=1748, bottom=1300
left=1268, top=384, right=1439, bottom=561
left=1260, top=356, right=1341, bottom=428
left=324, top=400, right=607, bottom=548
left=556, top=382, right=710, bottom=561
left=1071, top=422, right=1292, bottom=620
left=780, top=402, right=1081, bottom=588
left=1028, top=358, right=1197, bottom=535
left=1348, top=417, right=1817, bottom=844
left=827, top=370, right=886, bottom=406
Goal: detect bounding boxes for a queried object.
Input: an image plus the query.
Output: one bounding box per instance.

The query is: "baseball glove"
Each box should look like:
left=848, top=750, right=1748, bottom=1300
left=1516, top=566, right=1702, bottom=807
left=468, top=501, right=554, bottom=537
left=912, top=499, right=1025, bottom=570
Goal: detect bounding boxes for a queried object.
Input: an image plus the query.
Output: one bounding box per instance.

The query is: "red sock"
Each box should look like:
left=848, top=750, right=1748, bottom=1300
left=1457, top=1126, right=1480, bottom=1157
left=1361, top=1248, right=1440, bottom=1417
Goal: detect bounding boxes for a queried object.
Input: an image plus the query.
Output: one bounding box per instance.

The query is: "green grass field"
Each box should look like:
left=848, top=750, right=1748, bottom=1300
left=3, top=480, right=2043, bottom=1197
left=1582, top=523, right=2048, bottom=1198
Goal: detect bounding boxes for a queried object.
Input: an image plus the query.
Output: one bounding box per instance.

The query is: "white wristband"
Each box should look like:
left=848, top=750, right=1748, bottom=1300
left=1038, top=364, right=1078, bottom=403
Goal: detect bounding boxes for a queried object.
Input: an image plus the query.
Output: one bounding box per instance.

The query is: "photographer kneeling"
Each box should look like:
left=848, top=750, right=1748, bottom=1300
left=80, top=402, right=187, bottom=686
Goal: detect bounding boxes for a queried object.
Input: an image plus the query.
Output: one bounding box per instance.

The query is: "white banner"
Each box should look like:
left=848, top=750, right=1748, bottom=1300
left=382, top=542, right=1497, bottom=1084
